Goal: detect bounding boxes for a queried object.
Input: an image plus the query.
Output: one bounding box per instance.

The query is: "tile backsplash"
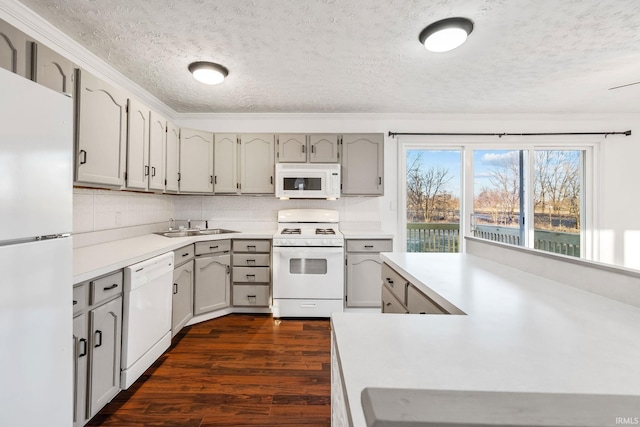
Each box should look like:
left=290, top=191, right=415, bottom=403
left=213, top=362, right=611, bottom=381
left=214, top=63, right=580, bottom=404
left=73, top=188, right=176, bottom=233
left=73, top=188, right=381, bottom=235
left=173, top=195, right=381, bottom=224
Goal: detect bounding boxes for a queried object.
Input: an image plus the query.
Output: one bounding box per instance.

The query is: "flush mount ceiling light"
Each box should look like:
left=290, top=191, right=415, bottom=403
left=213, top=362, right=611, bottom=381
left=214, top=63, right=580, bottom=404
left=419, top=17, right=474, bottom=53
left=188, top=61, right=229, bottom=85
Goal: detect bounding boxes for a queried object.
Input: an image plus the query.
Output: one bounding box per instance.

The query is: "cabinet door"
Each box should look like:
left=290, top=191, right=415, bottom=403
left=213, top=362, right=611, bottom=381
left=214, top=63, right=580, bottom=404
left=75, top=69, right=127, bottom=187
left=172, top=260, right=194, bottom=337
left=73, top=314, right=88, bottom=427
left=179, top=128, right=213, bottom=193
left=341, top=133, right=384, bottom=195
left=125, top=98, right=150, bottom=190
left=214, top=133, right=238, bottom=193
left=0, top=19, right=27, bottom=77
left=148, top=111, right=167, bottom=191
left=346, top=253, right=383, bottom=308
left=88, top=296, right=122, bottom=418
left=239, top=133, right=275, bottom=194
left=194, top=254, right=230, bottom=315
left=309, top=134, right=339, bottom=163
left=277, top=133, right=307, bottom=162
left=31, top=42, right=74, bottom=95
left=165, top=121, right=180, bottom=192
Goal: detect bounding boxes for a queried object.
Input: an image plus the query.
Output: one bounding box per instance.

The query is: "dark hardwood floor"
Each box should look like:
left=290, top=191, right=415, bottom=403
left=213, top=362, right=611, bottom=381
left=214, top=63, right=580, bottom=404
left=88, top=314, right=332, bottom=427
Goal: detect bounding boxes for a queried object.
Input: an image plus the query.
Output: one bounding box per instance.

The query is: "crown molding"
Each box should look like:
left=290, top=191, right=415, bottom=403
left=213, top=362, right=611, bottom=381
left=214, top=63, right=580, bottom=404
left=0, top=0, right=177, bottom=119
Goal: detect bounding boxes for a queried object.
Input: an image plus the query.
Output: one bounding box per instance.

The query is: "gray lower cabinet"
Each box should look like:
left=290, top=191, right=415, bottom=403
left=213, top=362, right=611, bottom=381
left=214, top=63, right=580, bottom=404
left=345, top=239, right=393, bottom=308
left=194, top=240, right=231, bottom=314
left=73, top=270, right=123, bottom=426
left=381, top=262, right=447, bottom=314
left=88, top=296, right=123, bottom=417
left=172, top=245, right=194, bottom=336
left=72, top=313, right=88, bottom=427
left=232, top=239, right=271, bottom=307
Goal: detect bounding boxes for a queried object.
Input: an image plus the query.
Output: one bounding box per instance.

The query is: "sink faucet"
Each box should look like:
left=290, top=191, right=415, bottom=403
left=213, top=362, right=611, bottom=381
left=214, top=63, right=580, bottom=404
left=168, top=218, right=175, bottom=231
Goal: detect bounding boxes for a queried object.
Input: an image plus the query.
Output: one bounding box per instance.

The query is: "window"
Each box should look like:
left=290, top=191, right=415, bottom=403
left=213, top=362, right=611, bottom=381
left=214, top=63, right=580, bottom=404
left=472, top=148, right=586, bottom=257
left=406, top=149, right=462, bottom=253
left=399, top=139, right=593, bottom=260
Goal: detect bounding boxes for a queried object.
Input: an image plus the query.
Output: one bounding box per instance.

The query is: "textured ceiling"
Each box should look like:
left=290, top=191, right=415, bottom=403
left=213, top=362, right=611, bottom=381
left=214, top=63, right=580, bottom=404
left=18, top=0, right=640, bottom=114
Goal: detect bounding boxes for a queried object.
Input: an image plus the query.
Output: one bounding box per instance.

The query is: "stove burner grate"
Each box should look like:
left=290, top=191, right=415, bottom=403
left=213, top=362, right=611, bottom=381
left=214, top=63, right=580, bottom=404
left=315, top=228, right=336, bottom=235
left=281, top=228, right=301, bottom=235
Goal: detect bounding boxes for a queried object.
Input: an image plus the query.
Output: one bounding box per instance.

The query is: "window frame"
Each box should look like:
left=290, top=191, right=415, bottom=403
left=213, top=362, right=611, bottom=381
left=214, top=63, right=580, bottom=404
left=397, top=136, right=598, bottom=260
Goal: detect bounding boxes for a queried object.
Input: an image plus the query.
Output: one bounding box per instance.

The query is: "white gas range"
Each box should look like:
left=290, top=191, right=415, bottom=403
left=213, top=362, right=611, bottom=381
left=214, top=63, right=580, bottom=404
left=272, top=209, right=345, bottom=318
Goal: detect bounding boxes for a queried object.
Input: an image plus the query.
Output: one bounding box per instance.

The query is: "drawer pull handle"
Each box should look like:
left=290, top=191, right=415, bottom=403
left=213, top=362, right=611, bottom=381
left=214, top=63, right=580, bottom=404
left=226, top=265, right=230, bottom=274
left=385, top=302, right=392, bottom=307
left=210, top=245, right=219, bottom=250
left=246, top=274, right=256, bottom=281
left=386, top=278, right=393, bottom=285
left=364, top=245, right=374, bottom=248
left=78, top=338, right=87, bottom=358
left=173, top=283, right=178, bottom=295
left=94, top=330, right=102, bottom=348
left=73, top=300, right=77, bottom=305
left=247, top=259, right=256, bottom=265
left=301, top=303, right=317, bottom=308
left=182, top=252, right=190, bottom=257
left=103, top=283, right=118, bottom=291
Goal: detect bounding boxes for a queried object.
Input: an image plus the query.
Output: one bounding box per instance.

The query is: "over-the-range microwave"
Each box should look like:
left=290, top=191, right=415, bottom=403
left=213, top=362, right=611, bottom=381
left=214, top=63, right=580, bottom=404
left=275, top=163, right=340, bottom=199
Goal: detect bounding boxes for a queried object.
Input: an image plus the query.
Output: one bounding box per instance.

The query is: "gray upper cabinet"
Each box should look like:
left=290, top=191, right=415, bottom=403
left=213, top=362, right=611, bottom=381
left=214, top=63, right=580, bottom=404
left=75, top=68, right=127, bottom=187
left=0, top=19, right=28, bottom=77
left=214, top=133, right=238, bottom=193
left=341, top=133, right=384, bottom=195
left=309, top=134, right=339, bottom=163
left=277, top=133, right=307, bottom=163
left=125, top=98, right=150, bottom=190
left=148, top=111, right=167, bottom=192
left=179, top=128, right=213, bottom=193
left=239, top=133, right=275, bottom=194
left=165, top=121, right=180, bottom=192
left=30, top=42, right=74, bottom=95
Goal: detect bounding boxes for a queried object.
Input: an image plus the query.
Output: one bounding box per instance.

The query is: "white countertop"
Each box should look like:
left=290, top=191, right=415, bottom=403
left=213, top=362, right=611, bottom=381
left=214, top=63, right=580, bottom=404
left=73, top=230, right=275, bottom=284
left=339, top=229, right=394, bottom=239
left=331, top=253, right=640, bottom=427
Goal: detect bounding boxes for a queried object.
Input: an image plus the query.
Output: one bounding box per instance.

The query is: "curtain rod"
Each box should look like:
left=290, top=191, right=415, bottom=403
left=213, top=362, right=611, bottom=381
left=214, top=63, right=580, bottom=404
left=388, top=130, right=632, bottom=138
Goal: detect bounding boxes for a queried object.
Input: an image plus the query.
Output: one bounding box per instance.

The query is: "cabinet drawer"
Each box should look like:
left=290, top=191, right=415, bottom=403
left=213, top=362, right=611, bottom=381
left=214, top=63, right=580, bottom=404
left=233, top=240, right=271, bottom=253
left=233, top=253, right=270, bottom=267
left=90, top=271, right=123, bottom=306
left=174, top=244, right=195, bottom=265
left=233, top=284, right=270, bottom=307
left=73, top=284, right=88, bottom=315
left=407, top=285, right=446, bottom=314
left=195, top=239, right=231, bottom=255
left=381, top=263, right=408, bottom=304
left=346, top=239, right=392, bottom=253
left=381, top=284, right=408, bottom=314
left=233, top=266, right=270, bottom=283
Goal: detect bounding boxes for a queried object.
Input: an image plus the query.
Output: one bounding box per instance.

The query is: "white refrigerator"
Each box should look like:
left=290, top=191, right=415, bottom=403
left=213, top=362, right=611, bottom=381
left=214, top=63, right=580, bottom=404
left=0, top=67, right=73, bottom=426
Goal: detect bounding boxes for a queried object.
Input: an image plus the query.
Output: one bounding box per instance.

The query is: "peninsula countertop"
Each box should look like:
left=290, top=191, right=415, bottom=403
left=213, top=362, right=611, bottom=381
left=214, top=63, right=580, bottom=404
left=331, top=253, right=640, bottom=427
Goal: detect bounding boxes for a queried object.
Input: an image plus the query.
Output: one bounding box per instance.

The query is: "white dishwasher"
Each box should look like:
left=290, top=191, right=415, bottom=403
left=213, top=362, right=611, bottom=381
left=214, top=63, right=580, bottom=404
left=121, top=252, right=174, bottom=389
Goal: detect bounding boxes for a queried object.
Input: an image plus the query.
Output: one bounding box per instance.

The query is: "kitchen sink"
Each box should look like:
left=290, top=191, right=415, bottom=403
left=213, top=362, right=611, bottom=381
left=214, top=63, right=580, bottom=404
left=155, top=229, right=239, bottom=238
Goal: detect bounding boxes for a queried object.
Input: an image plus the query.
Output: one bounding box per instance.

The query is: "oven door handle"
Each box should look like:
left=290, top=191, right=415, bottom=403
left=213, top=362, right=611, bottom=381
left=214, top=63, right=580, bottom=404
left=273, top=246, right=344, bottom=254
